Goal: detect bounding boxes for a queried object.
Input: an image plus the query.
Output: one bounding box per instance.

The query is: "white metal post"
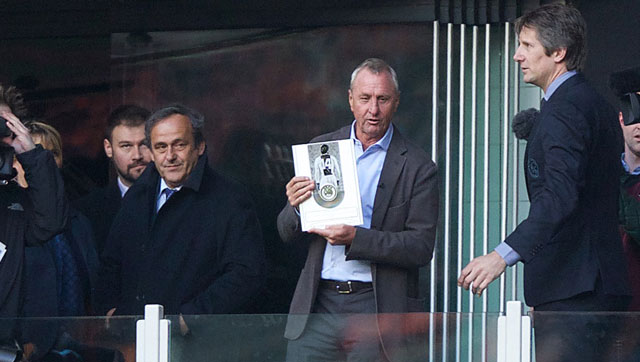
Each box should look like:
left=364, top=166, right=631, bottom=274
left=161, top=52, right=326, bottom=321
left=137, top=304, right=171, bottom=362
left=497, top=301, right=531, bottom=362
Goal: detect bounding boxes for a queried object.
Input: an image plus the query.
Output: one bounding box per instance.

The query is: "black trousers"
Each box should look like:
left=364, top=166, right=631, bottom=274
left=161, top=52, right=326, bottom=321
left=533, top=280, right=630, bottom=362
left=285, top=285, right=387, bottom=362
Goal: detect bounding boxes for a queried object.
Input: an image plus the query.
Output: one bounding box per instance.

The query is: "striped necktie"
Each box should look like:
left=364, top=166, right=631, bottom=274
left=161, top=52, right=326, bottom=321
left=157, top=187, right=177, bottom=211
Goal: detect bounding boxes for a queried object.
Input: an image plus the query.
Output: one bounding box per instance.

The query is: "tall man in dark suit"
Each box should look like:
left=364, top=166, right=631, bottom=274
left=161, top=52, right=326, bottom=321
left=76, top=105, right=151, bottom=254
left=279, top=58, right=439, bottom=362
left=96, top=104, right=266, bottom=323
left=458, top=4, right=630, bottom=361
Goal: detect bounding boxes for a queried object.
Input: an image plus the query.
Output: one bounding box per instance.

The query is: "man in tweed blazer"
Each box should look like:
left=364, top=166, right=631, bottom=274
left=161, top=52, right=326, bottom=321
left=278, top=58, right=438, bottom=362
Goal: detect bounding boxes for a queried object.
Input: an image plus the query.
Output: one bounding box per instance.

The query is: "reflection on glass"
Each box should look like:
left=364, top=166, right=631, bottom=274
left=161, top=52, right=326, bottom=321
left=3, top=316, right=137, bottom=361
left=111, top=25, right=434, bottom=315
left=531, top=311, right=640, bottom=362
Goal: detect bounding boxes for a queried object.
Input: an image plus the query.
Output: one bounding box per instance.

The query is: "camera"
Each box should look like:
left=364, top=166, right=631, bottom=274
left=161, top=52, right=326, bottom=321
left=0, top=116, right=11, bottom=138
left=0, top=116, right=16, bottom=181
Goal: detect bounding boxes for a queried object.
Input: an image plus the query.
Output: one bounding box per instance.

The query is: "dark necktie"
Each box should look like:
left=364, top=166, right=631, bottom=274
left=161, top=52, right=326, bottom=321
left=540, top=98, right=547, bottom=111
left=157, top=188, right=177, bottom=212
left=164, top=188, right=177, bottom=200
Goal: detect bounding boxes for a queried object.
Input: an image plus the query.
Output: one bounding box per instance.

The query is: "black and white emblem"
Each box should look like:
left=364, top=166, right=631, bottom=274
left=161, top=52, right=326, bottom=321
left=528, top=158, right=539, bottom=178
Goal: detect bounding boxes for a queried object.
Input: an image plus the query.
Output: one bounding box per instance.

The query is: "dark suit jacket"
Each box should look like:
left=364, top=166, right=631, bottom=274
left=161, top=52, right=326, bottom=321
left=96, top=155, right=266, bottom=315
left=75, top=181, right=122, bottom=255
left=505, top=73, right=630, bottom=307
left=277, top=125, right=439, bottom=360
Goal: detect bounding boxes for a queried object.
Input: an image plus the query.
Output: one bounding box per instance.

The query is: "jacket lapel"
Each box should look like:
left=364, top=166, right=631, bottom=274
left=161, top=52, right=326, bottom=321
left=370, top=129, right=406, bottom=230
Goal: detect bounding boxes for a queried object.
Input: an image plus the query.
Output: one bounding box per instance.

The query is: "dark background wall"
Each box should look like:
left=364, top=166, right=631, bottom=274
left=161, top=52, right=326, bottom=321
left=576, top=0, right=640, bottom=106
left=1, top=0, right=635, bottom=314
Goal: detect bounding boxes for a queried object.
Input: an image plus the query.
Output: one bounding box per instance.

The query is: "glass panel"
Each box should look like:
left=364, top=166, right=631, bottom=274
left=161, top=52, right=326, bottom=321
left=111, top=25, right=437, bottom=316
left=1, top=316, right=138, bottom=361
left=110, top=23, right=532, bottom=317
left=165, top=312, right=501, bottom=362
left=530, top=312, right=640, bottom=362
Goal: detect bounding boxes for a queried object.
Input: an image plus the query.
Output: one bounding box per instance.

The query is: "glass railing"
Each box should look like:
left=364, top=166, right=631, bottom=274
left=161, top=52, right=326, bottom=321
left=1, top=315, right=139, bottom=361
left=529, top=311, right=640, bottom=362
left=6, top=311, right=640, bottom=362
left=165, top=312, right=502, bottom=362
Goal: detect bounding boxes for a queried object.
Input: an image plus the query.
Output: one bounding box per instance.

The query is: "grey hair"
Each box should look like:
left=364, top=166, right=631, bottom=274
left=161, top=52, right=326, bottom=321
left=515, top=4, right=587, bottom=72
left=350, top=58, right=400, bottom=94
left=145, top=103, right=205, bottom=146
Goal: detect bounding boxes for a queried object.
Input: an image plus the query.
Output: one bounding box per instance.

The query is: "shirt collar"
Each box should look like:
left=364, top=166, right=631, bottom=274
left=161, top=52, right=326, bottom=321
left=116, top=176, right=130, bottom=198
left=158, top=177, right=182, bottom=194
left=349, top=120, right=394, bottom=151
left=622, top=152, right=640, bottom=175
left=544, top=70, right=577, bottom=100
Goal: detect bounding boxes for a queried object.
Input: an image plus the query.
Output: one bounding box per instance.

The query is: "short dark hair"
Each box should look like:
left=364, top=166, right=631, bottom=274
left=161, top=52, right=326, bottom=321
left=105, top=104, right=150, bottom=141
left=145, top=103, right=205, bottom=147
left=610, top=66, right=640, bottom=124
left=515, top=4, right=587, bottom=72
left=0, top=84, right=28, bottom=118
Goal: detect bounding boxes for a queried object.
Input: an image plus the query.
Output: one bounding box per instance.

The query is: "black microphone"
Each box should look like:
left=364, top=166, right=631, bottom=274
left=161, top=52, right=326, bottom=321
left=512, top=108, right=539, bottom=141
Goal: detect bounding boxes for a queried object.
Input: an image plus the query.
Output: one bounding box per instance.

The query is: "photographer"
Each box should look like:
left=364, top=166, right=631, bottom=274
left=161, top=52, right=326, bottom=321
left=0, top=91, right=68, bottom=356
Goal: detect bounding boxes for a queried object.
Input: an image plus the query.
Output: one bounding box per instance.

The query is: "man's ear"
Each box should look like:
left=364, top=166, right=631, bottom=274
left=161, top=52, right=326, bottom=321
left=197, top=141, right=206, bottom=156
left=620, top=112, right=625, bottom=127
left=104, top=138, right=113, bottom=158
left=553, top=47, right=567, bottom=64
left=348, top=89, right=355, bottom=113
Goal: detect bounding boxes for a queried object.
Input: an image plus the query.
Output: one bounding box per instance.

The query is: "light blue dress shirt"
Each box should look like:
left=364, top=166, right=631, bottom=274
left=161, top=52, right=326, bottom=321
left=622, top=153, right=640, bottom=175
left=495, top=71, right=577, bottom=266
left=320, top=122, right=394, bottom=281
left=156, top=178, right=182, bottom=212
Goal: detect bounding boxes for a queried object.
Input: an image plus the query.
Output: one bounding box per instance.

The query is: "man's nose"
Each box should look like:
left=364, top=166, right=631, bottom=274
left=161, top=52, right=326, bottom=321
left=513, top=47, right=524, bottom=62
left=132, top=145, right=142, bottom=160
left=1, top=136, right=11, bottom=147
left=368, top=100, right=380, bottom=115
left=166, top=146, right=177, bottom=160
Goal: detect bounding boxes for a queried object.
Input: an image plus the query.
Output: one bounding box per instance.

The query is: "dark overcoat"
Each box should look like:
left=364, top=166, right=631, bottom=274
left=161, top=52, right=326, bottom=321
left=0, top=146, right=67, bottom=341
left=96, top=155, right=266, bottom=315
left=75, top=180, right=122, bottom=255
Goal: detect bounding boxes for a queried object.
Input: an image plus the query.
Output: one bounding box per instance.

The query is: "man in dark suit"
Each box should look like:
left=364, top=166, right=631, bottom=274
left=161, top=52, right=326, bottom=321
left=278, top=58, right=439, bottom=362
left=76, top=105, right=151, bottom=254
left=458, top=4, right=630, bottom=361
left=96, top=104, right=266, bottom=325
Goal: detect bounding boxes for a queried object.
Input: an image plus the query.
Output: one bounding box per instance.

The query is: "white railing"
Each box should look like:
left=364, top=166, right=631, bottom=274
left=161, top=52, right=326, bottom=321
left=136, top=304, right=171, bottom=362
left=497, top=301, right=532, bottom=362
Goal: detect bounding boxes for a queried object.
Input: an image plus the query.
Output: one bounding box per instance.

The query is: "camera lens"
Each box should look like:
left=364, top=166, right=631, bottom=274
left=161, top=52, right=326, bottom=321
left=0, top=116, right=10, bottom=138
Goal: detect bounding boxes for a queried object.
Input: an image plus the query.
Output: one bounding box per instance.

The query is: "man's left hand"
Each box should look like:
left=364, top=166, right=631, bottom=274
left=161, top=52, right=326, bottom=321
left=309, top=224, right=356, bottom=246
left=458, top=251, right=506, bottom=296
left=179, top=314, right=190, bottom=336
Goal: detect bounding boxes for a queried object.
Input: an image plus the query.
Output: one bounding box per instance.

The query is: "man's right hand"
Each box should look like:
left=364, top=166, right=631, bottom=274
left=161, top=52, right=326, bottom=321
left=286, top=176, right=315, bottom=208
left=1, top=110, right=35, bottom=154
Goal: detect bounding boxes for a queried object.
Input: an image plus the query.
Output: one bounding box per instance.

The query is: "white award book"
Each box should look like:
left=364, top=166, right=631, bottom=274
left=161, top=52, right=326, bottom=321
left=291, top=139, right=363, bottom=231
